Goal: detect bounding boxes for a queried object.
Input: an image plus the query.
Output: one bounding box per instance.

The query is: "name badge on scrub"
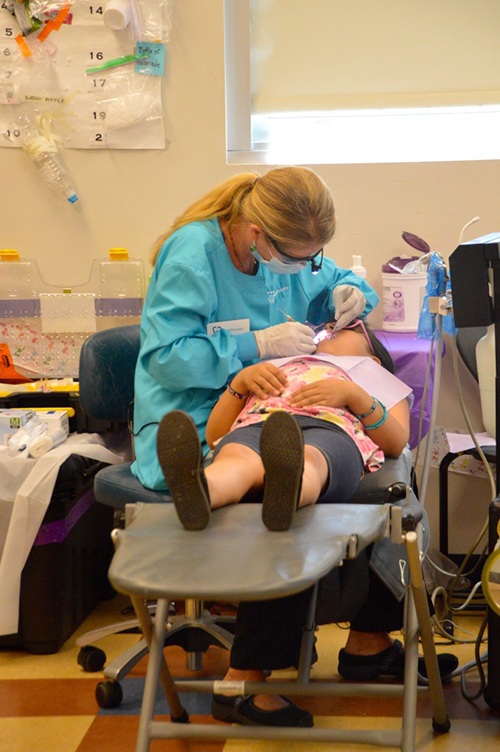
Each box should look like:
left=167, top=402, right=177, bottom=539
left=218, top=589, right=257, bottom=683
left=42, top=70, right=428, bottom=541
left=207, top=319, right=250, bottom=335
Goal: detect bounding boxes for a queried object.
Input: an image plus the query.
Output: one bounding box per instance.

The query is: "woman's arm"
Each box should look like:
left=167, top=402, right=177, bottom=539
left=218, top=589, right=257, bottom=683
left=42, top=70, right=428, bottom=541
left=289, top=378, right=410, bottom=458
left=205, top=362, right=287, bottom=448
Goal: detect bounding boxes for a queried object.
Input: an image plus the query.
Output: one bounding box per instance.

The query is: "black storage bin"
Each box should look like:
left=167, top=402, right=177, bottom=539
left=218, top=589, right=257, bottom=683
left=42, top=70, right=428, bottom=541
left=0, top=454, right=114, bottom=654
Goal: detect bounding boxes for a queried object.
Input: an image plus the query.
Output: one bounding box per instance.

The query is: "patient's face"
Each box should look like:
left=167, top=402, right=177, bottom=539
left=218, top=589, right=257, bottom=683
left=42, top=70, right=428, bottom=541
left=315, top=328, right=374, bottom=358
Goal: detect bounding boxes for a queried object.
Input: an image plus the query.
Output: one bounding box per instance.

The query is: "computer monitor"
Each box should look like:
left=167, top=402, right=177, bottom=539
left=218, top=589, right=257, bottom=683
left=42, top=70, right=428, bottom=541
left=449, top=232, right=500, bottom=328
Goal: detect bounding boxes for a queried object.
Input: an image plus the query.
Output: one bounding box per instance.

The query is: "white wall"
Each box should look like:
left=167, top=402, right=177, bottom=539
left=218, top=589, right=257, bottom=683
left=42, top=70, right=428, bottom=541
left=1, top=0, right=497, bottom=548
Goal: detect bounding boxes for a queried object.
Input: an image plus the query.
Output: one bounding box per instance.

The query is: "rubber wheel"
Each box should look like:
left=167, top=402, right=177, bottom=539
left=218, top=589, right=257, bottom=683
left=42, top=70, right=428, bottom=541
left=77, top=646, right=106, bottom=672
left=484, top=685, right=500, bottom=710
left=432, top=716, right=451, bottom=734
left=95, top=680, right=123, bottom=709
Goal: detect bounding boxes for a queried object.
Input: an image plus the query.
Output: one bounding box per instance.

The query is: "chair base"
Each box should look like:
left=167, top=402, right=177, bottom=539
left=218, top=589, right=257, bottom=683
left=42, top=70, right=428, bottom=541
left=102, top=612, right=235, bottom=682
left=76, top=602, right=235, bottom=697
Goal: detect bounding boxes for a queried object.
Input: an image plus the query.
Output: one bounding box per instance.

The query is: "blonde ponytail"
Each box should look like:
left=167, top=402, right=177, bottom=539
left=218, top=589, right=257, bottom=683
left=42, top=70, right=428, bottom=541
left=152, top=173, right=259, bottom=263
left=152, top=167, right=335, bottom=264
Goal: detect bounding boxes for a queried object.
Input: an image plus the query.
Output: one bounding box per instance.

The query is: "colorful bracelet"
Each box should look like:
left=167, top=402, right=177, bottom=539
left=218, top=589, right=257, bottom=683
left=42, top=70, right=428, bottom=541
left=226, top=382, right=248, bottom=400
left=354, top=398, right=377, bottom=420
left=364, top=402, right=388, bottom=430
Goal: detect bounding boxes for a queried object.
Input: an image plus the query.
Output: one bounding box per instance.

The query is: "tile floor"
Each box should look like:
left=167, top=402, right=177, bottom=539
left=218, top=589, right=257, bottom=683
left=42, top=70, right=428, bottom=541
left=1, top=594, right=499, bottom=752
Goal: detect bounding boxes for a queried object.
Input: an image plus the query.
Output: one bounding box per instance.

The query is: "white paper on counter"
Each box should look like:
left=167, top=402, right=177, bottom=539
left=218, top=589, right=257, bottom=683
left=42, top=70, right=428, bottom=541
left=0, top=432, right=129, bottom=636
left=445, top=431, right=496, bottom=454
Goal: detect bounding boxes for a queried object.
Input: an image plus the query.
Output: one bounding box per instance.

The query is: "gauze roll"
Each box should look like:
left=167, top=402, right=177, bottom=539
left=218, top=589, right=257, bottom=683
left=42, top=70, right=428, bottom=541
left=29, top=428, right=67, bottom=458
left=29, top=435, right=54, bottom=459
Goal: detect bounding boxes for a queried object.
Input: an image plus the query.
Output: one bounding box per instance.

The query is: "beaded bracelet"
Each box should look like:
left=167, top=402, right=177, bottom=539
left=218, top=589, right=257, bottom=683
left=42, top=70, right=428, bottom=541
left=354, top=398, right=377, bottom=420
left=226, top=382, right=249, bottom=400
left=364, top=401, right=388, bottom=430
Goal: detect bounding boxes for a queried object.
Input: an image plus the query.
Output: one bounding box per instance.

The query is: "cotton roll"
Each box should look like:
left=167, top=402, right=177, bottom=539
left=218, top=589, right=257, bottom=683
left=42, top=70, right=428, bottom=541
left=28, top=428, right=67, bottom=458
left=29, top=436, right=54, bottom=458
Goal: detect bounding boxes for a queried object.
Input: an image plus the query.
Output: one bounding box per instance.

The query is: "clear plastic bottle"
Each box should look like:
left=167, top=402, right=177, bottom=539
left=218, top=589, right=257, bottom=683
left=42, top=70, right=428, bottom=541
left=34, top=151, right=78, bottom=204
left=16, top=115, right=78, bottom=204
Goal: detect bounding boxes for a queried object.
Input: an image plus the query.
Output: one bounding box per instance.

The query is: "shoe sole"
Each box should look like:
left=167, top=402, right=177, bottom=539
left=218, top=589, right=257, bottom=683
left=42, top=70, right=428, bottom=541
left=260, top=411, right=304, bottom=531
left=211, top=699, right=256, bottom=726
left=157, top=410, right=210, bottom=530
left=338, top=654, right=457, bottom=683
left=211, top=696, right=314, bottom=727
left=337, top=663, right=383, bottom=681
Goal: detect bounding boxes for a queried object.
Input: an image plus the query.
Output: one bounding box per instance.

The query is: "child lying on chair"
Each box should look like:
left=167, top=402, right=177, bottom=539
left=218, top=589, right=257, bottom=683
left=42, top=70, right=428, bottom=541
left=157, top=320, right=411, bottom=532
left=157, top=321, right=458, bottom=728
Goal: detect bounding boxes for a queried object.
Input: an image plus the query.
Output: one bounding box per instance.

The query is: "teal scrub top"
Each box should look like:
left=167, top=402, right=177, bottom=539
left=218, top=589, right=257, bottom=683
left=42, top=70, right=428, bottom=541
left=131, top=218, right=378, bottom=490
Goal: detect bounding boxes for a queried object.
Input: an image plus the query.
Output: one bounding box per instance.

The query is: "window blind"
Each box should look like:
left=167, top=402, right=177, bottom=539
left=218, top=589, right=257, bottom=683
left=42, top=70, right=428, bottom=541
left=251, top=0, right=500, bottom=113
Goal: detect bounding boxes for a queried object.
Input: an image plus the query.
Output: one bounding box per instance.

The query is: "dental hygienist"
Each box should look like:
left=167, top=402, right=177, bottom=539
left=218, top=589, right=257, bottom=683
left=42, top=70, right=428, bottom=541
left=132, top=166, right=378, bottom=491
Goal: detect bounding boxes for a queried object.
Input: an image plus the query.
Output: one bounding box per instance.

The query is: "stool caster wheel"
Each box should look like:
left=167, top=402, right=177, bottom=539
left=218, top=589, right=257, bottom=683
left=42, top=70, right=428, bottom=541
left=484, top=686, right=500, bottom=710
left=77, top=646, right=106, bottom=672
left=96, top=680, right=123, bottom=709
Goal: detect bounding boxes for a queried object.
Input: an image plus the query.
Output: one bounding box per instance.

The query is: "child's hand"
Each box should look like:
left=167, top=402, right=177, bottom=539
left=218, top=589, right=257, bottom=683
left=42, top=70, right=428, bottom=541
left=232, top=362, right=287, bottom=399
left=289, top=378, right=354, bottom=408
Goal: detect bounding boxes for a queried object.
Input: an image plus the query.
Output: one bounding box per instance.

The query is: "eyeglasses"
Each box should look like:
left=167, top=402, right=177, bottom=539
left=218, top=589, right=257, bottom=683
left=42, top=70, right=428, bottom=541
left=319, top=318, right=375, bottom=354
left=268, top=237, right=324, bottom=273
left=337, top=318, right=375, bottom=354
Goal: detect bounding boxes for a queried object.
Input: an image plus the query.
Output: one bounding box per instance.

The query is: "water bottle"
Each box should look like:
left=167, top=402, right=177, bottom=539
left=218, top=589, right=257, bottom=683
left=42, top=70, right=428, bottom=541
left=16, top=115, right=78, bottom=204
left=33, top=150, right=78, bottom=204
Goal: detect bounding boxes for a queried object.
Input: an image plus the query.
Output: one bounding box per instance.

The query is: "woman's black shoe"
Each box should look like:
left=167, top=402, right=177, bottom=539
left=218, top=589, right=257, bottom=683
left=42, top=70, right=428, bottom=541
left=338, top=639, right=458, bottom=683
left=211, top=693, right=313, bottom=727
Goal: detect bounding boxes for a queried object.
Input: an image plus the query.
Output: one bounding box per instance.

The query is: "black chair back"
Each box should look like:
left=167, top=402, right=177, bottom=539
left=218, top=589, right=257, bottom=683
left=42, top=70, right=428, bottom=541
left=79, top=325, right=140, bottom=422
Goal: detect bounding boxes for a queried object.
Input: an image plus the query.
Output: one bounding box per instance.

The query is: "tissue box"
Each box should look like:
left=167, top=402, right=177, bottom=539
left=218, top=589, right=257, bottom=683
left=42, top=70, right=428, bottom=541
left=0, top=409, right=35, bottom=444
left=36, top=410, right=70, bottom=438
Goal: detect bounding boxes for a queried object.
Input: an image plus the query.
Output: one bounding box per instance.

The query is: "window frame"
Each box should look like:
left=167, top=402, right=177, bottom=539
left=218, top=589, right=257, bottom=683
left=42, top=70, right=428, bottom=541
left=224, top=0, right=500, bottom=165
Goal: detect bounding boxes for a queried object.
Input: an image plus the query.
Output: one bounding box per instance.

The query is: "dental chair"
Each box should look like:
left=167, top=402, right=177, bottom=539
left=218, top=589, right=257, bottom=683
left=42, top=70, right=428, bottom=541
left=76, top=324, right=450, bottom=750
left=108, top=486, right=450, bottom=751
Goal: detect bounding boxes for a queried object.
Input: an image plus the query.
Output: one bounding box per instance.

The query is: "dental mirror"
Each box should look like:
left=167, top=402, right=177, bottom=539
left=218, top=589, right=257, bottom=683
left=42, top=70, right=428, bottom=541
left=482, top=546, right=500, bottom=616
left=401, top=231, right=431, bottom=254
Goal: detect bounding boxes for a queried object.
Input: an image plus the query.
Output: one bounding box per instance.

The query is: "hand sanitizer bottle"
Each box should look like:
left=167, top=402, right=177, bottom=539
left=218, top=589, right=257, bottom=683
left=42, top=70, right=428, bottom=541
left=350, top=255, right=367, bottom=279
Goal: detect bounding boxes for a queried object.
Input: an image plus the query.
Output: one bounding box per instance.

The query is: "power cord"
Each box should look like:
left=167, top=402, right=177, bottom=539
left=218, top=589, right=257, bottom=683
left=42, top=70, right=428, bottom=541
left=428, top=332, right=494, bottom=698
left=459, top=611, right=488, bottom=701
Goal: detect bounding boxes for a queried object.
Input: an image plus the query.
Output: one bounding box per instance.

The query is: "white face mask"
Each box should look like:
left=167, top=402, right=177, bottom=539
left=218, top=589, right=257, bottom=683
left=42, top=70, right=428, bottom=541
left=250, top=245, right=307, bottom=275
